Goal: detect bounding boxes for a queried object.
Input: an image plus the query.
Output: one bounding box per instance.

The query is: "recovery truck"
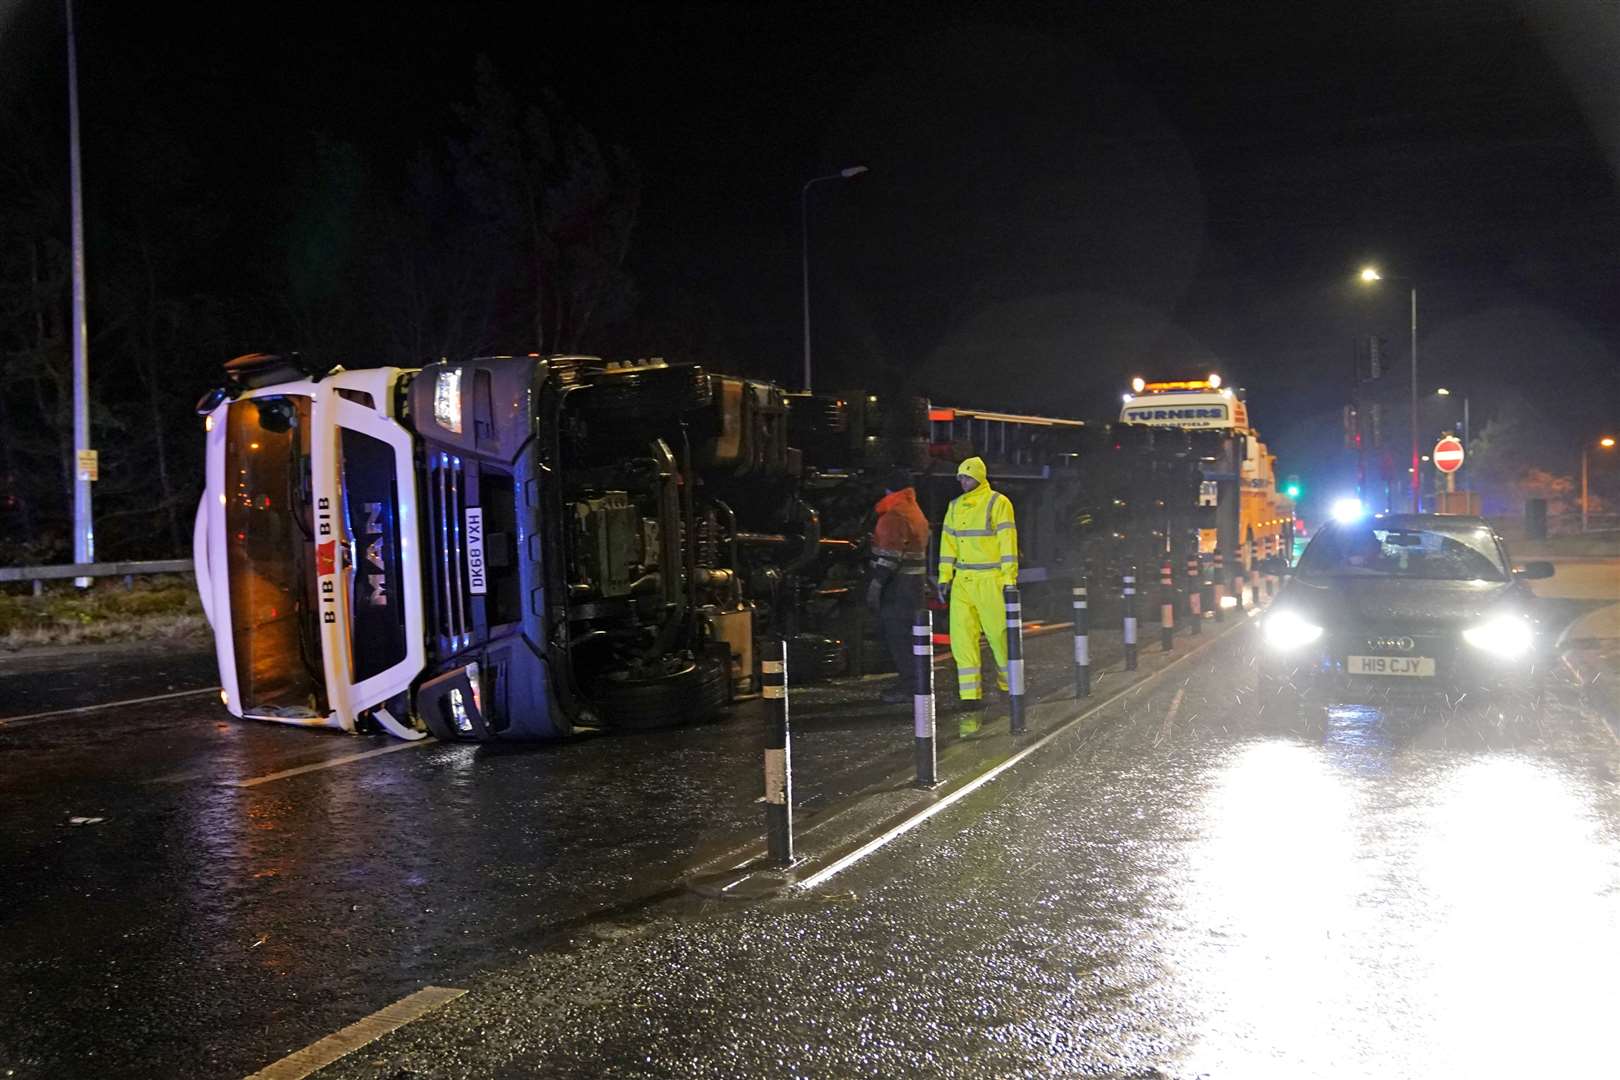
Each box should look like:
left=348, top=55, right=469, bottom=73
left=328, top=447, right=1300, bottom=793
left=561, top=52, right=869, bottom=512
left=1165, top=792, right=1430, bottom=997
left=1119, top=374, right=1293, bottom=570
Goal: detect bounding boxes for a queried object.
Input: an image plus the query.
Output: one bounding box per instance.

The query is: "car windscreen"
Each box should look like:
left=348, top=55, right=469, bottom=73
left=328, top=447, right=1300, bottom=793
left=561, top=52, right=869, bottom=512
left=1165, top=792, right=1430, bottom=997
left=224, top=395, right=327, bottom=716
left=1296, top=522, right=1507, bottom=582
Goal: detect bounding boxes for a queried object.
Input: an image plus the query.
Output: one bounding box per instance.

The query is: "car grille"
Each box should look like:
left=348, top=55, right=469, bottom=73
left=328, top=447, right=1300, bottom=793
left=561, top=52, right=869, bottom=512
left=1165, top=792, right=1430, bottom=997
left=427, top=451, right=473, bottom=653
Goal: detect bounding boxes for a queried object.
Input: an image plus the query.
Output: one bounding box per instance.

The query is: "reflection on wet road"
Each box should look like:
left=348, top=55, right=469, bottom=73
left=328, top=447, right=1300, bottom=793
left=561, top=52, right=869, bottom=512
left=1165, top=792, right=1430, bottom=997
left=316, top=629, right=1620, bottom=1080
left=0, top=630, right=1121, bottom=1079
left=1172, top=727, right=1620, bottom=1078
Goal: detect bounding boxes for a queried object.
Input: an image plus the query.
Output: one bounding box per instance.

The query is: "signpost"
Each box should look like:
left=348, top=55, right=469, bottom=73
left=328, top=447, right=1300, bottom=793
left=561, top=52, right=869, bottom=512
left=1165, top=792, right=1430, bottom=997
left=1434, top=436, right=1463, bottom=473
left=1433, top=435, right=1464, bottom=504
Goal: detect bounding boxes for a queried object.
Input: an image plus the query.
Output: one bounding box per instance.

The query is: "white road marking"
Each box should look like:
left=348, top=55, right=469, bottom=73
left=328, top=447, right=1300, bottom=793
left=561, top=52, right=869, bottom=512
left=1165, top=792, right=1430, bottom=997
left=242, top=985, right=466, bottom=1080
left=0, top=686, right=219, bottom=729
left=230, top=739, right=434, bottom=787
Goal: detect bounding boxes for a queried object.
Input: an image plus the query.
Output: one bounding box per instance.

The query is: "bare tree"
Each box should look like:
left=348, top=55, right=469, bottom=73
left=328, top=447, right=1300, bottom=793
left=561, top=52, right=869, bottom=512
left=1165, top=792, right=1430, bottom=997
left=449, top=58, right=640, bottom=355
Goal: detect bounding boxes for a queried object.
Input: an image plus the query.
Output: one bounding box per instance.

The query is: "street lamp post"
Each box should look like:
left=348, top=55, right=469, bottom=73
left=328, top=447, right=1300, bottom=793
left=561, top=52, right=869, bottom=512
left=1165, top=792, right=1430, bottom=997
left=1583, top=435, right=1616, bottom=533
left=1358, top=266, right=1420, bottom=513
left=800, top=165, right=868, bottom=394
left=67, top=0, right=94, bottom=581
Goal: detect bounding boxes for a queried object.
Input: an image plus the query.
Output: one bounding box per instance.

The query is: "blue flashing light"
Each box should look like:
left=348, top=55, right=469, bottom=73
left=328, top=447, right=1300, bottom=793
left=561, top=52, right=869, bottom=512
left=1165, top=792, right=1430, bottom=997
left=1330, top=497, right=1365, bottom=524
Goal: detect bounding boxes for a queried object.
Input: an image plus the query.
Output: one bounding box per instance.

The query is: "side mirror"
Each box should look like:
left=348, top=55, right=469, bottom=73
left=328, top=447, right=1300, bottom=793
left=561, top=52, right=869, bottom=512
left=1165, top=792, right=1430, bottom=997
left=194, top=385, right=230, bottom=416
left=1514, top=561, right=1555, bottom=580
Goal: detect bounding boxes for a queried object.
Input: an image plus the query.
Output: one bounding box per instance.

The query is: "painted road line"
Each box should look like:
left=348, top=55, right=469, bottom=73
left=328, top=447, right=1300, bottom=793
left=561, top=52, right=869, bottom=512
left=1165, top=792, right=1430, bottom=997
left=243, top=985, right=466, bottom=1080
left=230, top=739, right=435, bottom=787
left=796, top=619, right=1245, bottom=891
left=0, top=686, right=219, bottom=729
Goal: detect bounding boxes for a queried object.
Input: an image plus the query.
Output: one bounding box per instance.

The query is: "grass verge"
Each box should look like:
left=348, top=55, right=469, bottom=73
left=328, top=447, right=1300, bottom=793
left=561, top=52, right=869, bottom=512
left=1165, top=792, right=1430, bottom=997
left=0, top=578, right=208, bottom=651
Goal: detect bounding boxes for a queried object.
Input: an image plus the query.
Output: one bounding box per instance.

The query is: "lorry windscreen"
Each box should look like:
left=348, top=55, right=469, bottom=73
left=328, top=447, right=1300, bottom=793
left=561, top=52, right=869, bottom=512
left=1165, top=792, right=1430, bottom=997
left=224, top=396, right=326, bottom=716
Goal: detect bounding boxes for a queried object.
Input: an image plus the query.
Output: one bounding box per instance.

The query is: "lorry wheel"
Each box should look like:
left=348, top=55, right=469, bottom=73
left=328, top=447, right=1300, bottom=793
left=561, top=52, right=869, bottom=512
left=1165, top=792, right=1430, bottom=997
left=788, top=633, right=848, bottom=683
left=582, top=364, right=712, bottom=418
left=591, top=655, right=728, bottom=730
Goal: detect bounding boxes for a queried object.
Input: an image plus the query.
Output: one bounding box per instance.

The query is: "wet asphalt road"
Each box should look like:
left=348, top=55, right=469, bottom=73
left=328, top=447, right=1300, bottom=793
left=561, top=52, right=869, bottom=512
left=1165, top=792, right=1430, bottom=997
left=0, top=638, right=220, bottom=718
left=318, top=625, right=1620, bottom=1080
left=0, top=618, right=1133, bottom=1080
left=2, top=573, right=1614, bottom=1079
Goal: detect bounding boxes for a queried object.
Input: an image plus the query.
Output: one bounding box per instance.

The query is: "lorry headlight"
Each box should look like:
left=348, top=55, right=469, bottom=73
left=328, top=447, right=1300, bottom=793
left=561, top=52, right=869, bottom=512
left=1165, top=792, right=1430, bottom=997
left=1263, top=609, right=1323, bottom=651
left=1463, top=614, right=1532, bottom=659
left=434, top=367, right=463, bottom=434
left=447, top=663, right=483, bottom=734
left=448, top=687, right=472, bottom=733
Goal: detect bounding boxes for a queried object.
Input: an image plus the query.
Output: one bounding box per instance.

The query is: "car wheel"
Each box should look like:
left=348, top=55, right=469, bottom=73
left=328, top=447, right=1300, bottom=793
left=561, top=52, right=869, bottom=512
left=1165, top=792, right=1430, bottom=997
left=591, top=654, right=729, bottom=730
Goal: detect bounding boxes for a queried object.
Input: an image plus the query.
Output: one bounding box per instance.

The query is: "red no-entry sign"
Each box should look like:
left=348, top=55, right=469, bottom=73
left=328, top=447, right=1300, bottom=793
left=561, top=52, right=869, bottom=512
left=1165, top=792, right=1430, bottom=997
left=1433, top=436, right=1465, bottom=473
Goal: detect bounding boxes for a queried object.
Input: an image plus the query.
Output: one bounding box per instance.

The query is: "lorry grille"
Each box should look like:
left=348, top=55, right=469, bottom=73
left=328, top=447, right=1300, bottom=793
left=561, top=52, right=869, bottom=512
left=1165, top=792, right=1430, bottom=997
left=428, top=451, right=473, bottom=652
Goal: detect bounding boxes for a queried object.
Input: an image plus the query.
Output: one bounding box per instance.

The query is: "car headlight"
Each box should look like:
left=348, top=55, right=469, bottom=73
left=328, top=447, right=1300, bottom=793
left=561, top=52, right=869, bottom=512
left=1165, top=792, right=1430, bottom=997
left=1463, top=614, right=1533, bottom=659
left=434, top=367, right=463, bottom=434
left=1263, top=609, right=1324, bottom=651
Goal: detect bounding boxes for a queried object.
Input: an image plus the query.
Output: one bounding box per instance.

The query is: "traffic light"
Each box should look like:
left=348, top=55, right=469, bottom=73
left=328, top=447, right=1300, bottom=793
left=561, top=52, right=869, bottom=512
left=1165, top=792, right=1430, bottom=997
left=1284, top=474, right=1302, bottom=500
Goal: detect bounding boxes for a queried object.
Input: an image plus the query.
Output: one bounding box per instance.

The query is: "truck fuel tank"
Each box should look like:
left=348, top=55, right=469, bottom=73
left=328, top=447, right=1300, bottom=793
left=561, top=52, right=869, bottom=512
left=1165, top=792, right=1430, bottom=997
left=700, top=604, right=755, bottom=696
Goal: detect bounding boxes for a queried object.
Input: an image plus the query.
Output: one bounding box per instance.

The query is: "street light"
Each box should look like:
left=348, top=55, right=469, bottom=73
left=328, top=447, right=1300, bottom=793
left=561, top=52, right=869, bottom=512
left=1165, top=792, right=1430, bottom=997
left=1357, top=265, right=1420, bottom=513
left=1582, top=435, right=1616, bottom=533
left=801, top=165, right=868, bottom=394
left=67, top=0, right=94, bottom=584
left=1433, top=387, right=1470, bottom=496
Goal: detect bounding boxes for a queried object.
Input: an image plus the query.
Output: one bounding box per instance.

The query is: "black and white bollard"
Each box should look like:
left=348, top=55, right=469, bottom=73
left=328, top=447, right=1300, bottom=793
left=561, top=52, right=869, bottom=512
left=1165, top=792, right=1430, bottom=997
left=1261, top=535, right=1273, bottom=598
left=1159, top=558, right=1175, bottom=651
left=1185, top=548, right=1202, bottom=635
left=1123, top=565, right=1139, bottom=671
left=1004, top=585, right=1027, bottom=735
left=912, top=613, right=937, bottom=787
left=1249, top=535, right=1260, bottom=603
left=1072, top=578, right=1091, bottom=698
left=1232, top=546, right=1246, bottom=611
left=760, top=638, right=794, bottom=865
left=1213, top=548, right=1227, bottom=622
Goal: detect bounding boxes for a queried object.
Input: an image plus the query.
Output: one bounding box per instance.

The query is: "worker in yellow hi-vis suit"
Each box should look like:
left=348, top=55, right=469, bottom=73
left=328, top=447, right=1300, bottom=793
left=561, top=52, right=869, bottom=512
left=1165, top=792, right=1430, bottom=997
left=937, top=456, right=1018, bottom=717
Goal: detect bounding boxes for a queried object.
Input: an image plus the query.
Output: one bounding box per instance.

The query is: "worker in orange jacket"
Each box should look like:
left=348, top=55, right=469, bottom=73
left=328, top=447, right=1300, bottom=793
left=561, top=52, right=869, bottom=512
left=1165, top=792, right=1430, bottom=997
left=867, top=469, right=932, bottom=704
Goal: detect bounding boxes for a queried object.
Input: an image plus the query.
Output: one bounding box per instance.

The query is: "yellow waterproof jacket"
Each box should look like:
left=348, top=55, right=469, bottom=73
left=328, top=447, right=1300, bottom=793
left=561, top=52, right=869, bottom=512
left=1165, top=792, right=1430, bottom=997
left=938, top=457, right=1019, bottom=588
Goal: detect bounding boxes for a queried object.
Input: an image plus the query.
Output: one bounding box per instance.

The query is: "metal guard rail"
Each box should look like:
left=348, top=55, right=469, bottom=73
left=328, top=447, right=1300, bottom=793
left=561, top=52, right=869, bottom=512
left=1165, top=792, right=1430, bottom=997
left=1, top=559, right=192, bottom=593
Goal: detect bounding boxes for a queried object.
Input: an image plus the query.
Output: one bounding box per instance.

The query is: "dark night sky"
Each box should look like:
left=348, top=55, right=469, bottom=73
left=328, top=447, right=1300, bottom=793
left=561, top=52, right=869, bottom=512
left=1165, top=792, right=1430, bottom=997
left=3, top=0, right=1617, bottom=490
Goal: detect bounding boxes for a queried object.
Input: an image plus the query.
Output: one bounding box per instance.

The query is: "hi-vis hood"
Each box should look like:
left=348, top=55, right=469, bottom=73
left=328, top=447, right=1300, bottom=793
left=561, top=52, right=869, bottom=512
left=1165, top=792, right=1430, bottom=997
left=957, top=456, right=988, bottom=487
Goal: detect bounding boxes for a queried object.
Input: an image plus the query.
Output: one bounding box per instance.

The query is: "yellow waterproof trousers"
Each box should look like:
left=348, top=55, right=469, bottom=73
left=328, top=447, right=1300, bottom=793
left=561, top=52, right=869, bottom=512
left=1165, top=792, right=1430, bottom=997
left=949, top=570, right=1009, bottom=700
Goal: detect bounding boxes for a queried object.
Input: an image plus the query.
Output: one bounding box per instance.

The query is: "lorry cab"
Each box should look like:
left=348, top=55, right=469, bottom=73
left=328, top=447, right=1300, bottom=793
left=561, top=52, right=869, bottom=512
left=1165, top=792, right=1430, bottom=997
left=196, top=353, right=794, bottom=742
left=194, top=363, right=427, bottom=737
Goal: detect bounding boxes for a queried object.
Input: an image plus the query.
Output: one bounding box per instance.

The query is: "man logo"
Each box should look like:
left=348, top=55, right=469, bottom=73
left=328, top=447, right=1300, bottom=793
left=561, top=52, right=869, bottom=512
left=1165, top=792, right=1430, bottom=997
left=362, top=502, right=389, bottom=607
